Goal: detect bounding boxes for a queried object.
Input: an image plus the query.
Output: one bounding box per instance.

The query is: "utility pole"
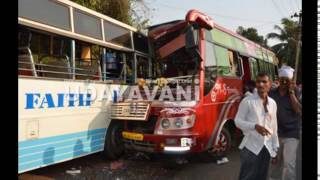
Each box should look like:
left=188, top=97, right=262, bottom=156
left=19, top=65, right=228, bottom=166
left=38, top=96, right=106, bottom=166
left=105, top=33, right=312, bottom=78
left=292, top=11, right=302, bottom=83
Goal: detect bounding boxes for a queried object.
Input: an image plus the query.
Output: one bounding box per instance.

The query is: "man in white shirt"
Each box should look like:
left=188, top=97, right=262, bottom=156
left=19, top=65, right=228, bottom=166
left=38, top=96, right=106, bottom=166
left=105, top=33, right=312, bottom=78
left=243, top=80, right=256, bottom=98
left=235, top=73, right=279, bottom=180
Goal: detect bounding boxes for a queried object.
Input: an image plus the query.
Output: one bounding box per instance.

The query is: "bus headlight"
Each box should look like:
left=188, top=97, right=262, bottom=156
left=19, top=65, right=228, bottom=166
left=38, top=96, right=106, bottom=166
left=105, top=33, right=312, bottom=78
left=174, top=118, right=184, bottom=128
left=161, top=118, right=170, bottom=129
left=159, top=114, right=195, bottom=130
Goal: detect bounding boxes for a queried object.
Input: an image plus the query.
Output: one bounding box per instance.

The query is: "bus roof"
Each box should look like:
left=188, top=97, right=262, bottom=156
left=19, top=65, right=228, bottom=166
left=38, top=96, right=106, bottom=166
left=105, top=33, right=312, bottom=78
left=149, top=9, right=278, bottom=64
left=18, top=0, right=146, bottom=52
left=186, top=9, right=278, bottom=64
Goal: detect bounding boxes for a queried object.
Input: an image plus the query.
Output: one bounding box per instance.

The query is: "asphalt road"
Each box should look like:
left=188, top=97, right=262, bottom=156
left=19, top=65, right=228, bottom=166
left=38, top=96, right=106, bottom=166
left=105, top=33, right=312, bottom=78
left=19, top=148, right=241, bottom=180
left=18, top=144, right=301, bottom=180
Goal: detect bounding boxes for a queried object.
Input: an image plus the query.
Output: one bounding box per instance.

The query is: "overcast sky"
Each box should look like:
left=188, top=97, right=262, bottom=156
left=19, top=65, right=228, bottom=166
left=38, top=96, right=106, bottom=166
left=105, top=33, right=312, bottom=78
left=141, top=0, right=301, bottom=46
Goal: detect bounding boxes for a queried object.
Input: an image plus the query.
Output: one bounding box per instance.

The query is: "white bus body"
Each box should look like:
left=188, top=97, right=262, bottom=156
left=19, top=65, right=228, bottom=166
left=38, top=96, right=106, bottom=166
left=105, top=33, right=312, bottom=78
left=19, top=77, right=128, bottom=173
left=18, top=0, right=150, bottom=173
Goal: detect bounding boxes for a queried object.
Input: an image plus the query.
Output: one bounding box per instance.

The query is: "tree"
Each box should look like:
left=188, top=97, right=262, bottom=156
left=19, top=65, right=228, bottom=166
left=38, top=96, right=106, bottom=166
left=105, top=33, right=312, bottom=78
left=70, top=0, right=150, bottom=29
left=266, top=18, right=299, bottom=67
left=266, top=17, right=301, bottom=83
left=236, top=26, right=267, bottom=47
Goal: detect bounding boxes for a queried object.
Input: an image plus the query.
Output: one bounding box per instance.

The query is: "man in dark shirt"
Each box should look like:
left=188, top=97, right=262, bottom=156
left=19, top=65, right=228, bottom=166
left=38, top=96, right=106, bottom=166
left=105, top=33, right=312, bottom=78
left=269, top=65, right=301, bottom=180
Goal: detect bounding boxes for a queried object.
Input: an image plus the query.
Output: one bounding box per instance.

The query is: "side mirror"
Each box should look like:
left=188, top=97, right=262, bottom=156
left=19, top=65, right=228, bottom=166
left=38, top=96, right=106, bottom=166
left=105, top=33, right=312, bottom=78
left=185, top=25, right=198, bottom=50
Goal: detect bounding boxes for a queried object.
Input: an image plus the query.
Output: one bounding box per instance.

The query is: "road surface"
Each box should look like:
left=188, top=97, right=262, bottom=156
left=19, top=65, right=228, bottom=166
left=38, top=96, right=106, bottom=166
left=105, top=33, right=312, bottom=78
left=19, top=145, right=301, bottom=180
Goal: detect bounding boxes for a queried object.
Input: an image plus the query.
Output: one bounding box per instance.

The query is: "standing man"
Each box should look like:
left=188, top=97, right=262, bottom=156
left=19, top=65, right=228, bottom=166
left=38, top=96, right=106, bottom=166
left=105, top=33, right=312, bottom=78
left=269, top=65, right=302, bottom=180
left=243, top=80, right=256, bottom=98
left=235, top=73, right=279, bottom=180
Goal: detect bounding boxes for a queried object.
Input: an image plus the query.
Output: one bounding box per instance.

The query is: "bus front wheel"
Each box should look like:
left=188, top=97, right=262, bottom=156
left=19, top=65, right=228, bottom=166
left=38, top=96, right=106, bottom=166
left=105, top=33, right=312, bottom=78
left=208, top=127, right=232, bottom=158
left=102, top=121, right=124, bottom=160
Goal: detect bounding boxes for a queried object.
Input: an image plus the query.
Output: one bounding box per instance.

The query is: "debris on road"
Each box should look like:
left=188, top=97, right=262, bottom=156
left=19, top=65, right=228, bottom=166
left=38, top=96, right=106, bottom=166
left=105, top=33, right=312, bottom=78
left=110, top=160, right=124, bottom=170
left=125, top=152, right=151, bottom=161
left=135, top=152, right=150, bottom=160
left=19, top=149, right=243, bottom=180
left=216, top=157, right=229, bottom=165
left=175, top=157, right=188, bottom=165
left=65, top=168, right=81, bottom=175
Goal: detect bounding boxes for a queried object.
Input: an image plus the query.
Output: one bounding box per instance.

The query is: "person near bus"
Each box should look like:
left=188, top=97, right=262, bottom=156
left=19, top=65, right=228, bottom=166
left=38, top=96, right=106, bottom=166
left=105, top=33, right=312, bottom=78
left=234, top=72, right=279, bottom=180
left=271, top=79, right=280, bottom=89
left=243, top=80, right=256, bottom=98
left=268, top=65, right=302, bottom=180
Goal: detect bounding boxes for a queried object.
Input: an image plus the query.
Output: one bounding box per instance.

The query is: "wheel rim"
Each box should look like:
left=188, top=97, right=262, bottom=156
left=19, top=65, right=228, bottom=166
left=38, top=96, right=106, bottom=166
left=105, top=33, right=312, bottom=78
left=218, top=132, right=228, bottom=150
left=209, top=131, right=229, bottom=155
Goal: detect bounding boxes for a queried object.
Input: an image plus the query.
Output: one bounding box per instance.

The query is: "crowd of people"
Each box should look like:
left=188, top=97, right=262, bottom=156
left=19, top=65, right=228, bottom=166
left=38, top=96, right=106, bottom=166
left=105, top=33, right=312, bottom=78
left=235, top=65, right=302, bottom=180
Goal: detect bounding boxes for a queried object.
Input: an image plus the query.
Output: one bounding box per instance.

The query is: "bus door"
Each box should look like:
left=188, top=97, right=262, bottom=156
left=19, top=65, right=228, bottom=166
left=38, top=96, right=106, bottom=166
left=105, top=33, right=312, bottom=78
left=239, top=54, right=251, bottom=84
left=203, top=43, right=243, bottom=152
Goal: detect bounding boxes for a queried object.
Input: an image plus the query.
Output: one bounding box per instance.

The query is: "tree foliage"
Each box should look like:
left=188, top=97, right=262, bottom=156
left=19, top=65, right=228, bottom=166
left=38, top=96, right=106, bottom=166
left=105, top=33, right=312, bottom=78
left=266, top=18, right=300, bottom=67
left=236, top=26, right=267, bottom=47
left=267, top=17, right=301, bottom=83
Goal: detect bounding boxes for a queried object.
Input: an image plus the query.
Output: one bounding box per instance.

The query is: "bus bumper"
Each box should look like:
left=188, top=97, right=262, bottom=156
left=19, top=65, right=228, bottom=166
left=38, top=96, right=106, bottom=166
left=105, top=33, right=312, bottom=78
left=122, top=132, right=202, bottom=153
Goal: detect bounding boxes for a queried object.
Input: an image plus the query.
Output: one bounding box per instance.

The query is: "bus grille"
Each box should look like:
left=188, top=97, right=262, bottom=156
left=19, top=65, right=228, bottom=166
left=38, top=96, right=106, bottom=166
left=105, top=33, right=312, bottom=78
left=111, top=102, right=150, bottom=121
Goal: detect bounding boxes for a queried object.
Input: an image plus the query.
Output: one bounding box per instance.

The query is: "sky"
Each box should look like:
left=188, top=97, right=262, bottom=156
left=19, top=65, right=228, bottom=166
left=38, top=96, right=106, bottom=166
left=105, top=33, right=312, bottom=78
left=139, top=0, right=301, bottom=47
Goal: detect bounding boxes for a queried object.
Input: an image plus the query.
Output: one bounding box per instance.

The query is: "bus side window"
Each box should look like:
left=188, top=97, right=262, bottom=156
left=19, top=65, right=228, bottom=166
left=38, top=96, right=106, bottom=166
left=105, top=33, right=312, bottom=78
left=103, top=51, right=130, bottom=82
left=18, top=30, right=36, bottom=76
left=75, top=42, right=102, bottom=80
left=269, top=63, right=275, bottom=81
left=21, top=29, right=73, bottom=79
left=136, top=56, right=149, bottom=79
left=274, top=65, right=279, bottom=79
left=214, top=45, right=231, bottom=76
left=204, top=41, right=217, bottom=96
left=125, top=54, right=134, bottom=83
left=38, top=35, right=71, bottom=79
left=248, top=58, right=258, bottom=81
left=248, top=58, right=254, bottom=80
left=214, top=44, right=241, bottom=77
left=233, top=52, right=242, bottom=77
left=265, top=62, right=270, bottom=76
left=228, top=51, right=236, bottom=75
left=257, top=59, right=265, bottom=73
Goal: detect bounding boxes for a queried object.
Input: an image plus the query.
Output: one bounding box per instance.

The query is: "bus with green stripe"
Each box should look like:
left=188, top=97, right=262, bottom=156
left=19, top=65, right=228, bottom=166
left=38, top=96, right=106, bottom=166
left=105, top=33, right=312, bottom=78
left=106, top=9, right=279, bottom=157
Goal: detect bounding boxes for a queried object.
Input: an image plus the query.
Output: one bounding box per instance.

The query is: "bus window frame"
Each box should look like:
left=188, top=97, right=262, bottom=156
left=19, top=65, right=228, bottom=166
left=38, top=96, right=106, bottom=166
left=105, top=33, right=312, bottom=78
left=204, top=40, right=218, bottom=96
left=21, top=28, right=74, bottom=79
left=18, top=25, right=149, bottom=84
left=136, top=53, right=150, bottom=79
left=74, top=41, right=112, bottom=81
left=213, top=44, right=243, bottom=79
left=248, top=57, right=259, bottom=81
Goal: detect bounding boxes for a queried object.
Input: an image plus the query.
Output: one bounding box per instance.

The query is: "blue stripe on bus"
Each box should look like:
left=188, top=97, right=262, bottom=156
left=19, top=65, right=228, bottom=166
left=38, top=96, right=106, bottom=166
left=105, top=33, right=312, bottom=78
left=19, top=131, right=106, bottom=155
left=19, top=144, right=104, bottom=173
left=19, top=128, right=106, bottom=148
left=19, top=137, right=105, bottom=163
left=18, top=128, right=107, bottom=173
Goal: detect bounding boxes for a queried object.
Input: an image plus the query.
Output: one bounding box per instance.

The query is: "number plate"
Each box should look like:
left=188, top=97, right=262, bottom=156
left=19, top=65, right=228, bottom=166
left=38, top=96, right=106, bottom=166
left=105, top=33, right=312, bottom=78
left=122, top=106, right=131, bottom=116
left=122, top=131, right=144, bottom=141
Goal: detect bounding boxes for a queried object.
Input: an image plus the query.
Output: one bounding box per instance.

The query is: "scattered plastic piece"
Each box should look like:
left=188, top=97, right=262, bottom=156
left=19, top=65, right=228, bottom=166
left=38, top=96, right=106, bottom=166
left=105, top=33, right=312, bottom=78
left=110, top=160, right=124, bottom=170
left=66, top=168, right=81, bottom=175
left=216, top=157, right=229, bottom=165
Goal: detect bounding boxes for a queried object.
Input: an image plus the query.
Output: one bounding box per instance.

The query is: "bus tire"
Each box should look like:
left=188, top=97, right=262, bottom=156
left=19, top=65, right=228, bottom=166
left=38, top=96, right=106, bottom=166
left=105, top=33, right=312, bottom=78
left=207, top=127, right=232, bottom=159
left=102, top=121, right=124, bottom=160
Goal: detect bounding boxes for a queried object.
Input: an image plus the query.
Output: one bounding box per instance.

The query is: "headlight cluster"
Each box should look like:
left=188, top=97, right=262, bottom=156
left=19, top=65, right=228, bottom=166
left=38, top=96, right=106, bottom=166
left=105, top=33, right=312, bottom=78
left=160, top=115, right=195, bottom=130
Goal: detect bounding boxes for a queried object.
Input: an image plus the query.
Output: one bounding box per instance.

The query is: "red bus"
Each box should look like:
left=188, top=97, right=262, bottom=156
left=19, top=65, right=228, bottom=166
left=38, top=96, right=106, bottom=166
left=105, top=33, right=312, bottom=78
left=104, top=10, right=279, bottom=159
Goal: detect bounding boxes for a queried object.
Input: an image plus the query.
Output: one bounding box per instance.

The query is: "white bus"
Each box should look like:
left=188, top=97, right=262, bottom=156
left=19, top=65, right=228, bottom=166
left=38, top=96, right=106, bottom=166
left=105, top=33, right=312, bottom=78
left=18, top=0, right=150, bottom=173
